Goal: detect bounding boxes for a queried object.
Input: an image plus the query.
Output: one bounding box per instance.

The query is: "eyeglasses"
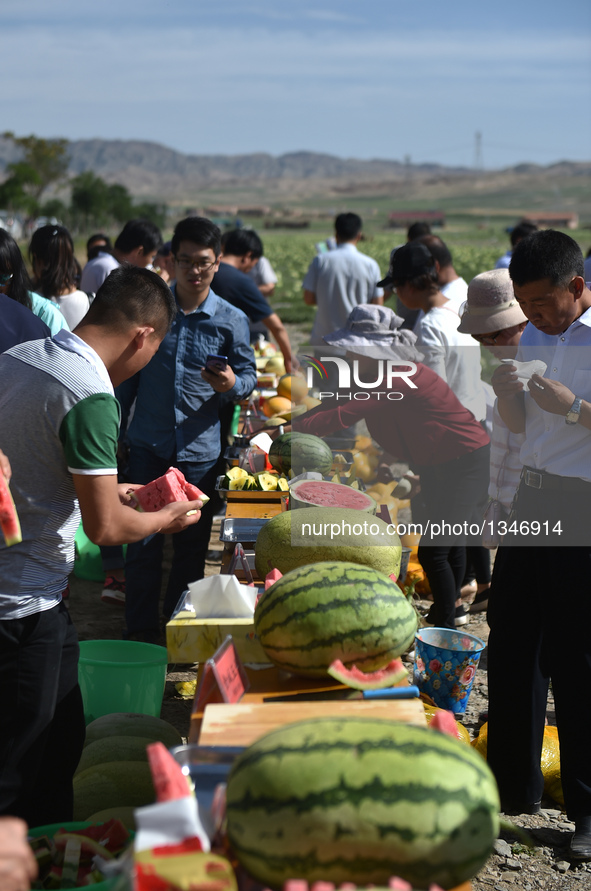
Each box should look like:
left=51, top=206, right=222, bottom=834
left=472, top=324, right=523, bottom=346
left=472, top=331, right=504, bottom=346
left=174, top=256, right=217, bottom=272
left=0, top=272, right=13, bottom=287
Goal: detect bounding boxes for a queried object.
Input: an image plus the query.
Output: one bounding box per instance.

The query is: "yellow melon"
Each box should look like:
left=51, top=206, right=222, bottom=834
left=276, top=374, right=309, bottom=403
left=262, top=395, right=292, bottom=418
left=264, top=357, right=285, bottom=374
left=301, top=395, right=321, bottom=410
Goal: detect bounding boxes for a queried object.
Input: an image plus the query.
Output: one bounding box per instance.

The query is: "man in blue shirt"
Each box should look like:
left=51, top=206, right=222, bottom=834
left=117, top=217, right=257, bottom=642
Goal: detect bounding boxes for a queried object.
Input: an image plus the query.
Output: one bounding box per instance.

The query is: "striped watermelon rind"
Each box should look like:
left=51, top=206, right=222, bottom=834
left=268, top=432, right=333, bottom=477
left=226, top=717, right=500, bottom=890
left=254, top=561, right=417, bottom=677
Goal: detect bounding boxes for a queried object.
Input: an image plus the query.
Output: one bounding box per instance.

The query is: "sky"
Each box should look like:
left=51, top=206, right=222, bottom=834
left=2, top=0, right=590, bottom=170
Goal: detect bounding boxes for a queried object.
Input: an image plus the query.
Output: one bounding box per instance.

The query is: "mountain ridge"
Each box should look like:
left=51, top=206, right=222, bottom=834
left=1, top=136, right=589, bottom=204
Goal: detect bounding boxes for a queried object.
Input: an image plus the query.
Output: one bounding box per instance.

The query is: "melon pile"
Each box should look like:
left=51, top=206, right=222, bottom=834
left=259, top=373, right=321, bottom=424
left=72, top=713, right=183, bottom=825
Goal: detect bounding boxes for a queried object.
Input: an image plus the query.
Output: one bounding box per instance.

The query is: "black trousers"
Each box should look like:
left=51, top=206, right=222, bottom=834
left=0, top=601, right=86, bottom=825
left=416, top=445, right=490, bottom=629
left=487, top=482, right=591, bottom=819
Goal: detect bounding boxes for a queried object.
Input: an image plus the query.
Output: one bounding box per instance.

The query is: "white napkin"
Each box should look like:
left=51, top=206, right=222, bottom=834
left=134, top=796, right=211, bottom=853
left=180, top=575, right=257, bottom=619
left=502, top=358, right=547, bottom=387
left=249, top=431, right=274, bottom=454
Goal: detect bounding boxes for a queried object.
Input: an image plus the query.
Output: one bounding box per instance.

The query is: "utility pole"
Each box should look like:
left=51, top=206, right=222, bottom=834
left=474, top=131, right=483, bottom=172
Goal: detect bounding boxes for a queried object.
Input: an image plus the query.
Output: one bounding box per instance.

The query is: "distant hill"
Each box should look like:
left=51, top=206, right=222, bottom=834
left=0, top=136, right=589, bottom=207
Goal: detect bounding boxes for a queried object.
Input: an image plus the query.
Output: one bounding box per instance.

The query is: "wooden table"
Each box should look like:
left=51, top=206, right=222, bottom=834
left=188, top=664, right=426, bottom=745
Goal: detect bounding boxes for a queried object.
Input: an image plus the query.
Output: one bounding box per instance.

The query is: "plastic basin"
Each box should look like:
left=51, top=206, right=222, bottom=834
left=78, top=640, right=168, bottom=725
left=27, top=821, right=127, bottom=890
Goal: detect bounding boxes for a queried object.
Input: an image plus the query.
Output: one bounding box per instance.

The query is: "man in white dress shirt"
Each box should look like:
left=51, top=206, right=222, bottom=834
left=302, top=213, right=383, bottom=347
left=488, top=229, right=591, bottom=858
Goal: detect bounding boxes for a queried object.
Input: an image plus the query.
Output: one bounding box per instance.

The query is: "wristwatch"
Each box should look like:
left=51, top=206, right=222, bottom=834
left=565, top=395, right=583, bottom=425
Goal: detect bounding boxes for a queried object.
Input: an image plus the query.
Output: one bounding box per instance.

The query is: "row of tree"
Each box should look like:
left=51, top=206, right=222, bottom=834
left=0, top=133, right=166, bottom=230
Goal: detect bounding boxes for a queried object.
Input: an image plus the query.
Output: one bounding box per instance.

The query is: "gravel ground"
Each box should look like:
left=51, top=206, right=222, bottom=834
left=404, top=606, right=589, bottom=891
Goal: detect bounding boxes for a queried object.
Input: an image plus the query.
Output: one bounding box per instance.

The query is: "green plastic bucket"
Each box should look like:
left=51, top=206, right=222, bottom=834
left=78, top=640, right=168, bottom=725
left=73, top=524, right=127, bottom=582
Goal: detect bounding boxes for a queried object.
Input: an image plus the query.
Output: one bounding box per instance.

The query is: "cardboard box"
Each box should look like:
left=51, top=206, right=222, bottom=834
left=166, top=616, right=268, bottom=665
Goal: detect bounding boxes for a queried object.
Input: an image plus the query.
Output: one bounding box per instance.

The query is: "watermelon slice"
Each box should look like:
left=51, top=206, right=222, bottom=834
left=428, top=708, right=461, bottom=739
left=264, top=568, right=283, bottom=589
left=147, top=741, right=193, bottom=801
left=0, top=470, right=21, bottom=546
left=289, top=479, right=376, bottom=513
left=132, top=467, right=210, bottom=512
left=327, top=658, right=408, bottom=690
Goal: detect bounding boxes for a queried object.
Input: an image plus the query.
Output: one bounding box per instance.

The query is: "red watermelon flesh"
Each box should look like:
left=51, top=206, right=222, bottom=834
left=290, top=479, right=376, bottom=512
left=0, top=471, right=21, bottom=546
left=327, top=657, right=408, bottom=690
left=132, top=468, right=209, bottom=512
left=147, top=741, right=192, bottom=802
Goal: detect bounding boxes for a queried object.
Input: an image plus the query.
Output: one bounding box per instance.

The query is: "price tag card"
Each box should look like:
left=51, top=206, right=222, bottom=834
left=194, top=636, right=250, bottom=713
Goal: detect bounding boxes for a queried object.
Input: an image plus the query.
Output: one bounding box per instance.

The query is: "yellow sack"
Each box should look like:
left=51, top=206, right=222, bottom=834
left=471, top=722, right=564, bottom=807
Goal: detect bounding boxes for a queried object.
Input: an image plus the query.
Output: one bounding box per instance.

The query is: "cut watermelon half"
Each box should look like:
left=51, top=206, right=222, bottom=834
left=327, top=657, right=408, bottom=690
left=0, top=471, right=21, bottom=546
left=132, top=467, right=210, bottom=512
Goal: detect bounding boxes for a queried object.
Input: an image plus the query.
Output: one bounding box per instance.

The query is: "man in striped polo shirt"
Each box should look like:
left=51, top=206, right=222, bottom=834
left=0, top=266, right=204, bottom=827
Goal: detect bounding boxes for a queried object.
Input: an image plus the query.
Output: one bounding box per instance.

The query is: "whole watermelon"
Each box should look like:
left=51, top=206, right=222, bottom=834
left=268, top=432, right=333, bottom=477
left=254, top=507, right=401, bottom=580
left=254, top=561, right=417, bottom=676
left=226, top=717, right=500, bottom=890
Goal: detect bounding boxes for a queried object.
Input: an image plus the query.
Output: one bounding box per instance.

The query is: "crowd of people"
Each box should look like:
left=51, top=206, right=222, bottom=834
left=1, top=211, right=591, bottom=874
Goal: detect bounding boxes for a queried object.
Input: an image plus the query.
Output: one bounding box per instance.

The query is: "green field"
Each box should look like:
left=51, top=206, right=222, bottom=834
left=257, top=226, right=591, bottom=327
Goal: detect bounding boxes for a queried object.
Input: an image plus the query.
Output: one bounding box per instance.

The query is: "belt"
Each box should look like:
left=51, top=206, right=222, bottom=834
left=522, top=467, right=591, bottom=493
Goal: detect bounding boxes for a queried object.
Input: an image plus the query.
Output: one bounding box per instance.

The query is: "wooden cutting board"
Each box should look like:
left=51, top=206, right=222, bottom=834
left=198, top=699, right=426, bottom=747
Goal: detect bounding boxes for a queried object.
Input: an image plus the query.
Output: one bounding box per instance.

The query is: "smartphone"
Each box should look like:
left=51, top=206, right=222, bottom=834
left=205, top=354, right=228, bottom=373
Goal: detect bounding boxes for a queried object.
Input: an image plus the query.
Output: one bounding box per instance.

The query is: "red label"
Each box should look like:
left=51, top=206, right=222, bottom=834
left=212, top=637, right=249, bottom=702
left=194, top=636, right=250, bottom=712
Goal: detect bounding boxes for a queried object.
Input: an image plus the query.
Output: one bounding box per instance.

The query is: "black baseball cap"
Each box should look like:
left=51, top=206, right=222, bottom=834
left=378, top=242, right=436, bottom=288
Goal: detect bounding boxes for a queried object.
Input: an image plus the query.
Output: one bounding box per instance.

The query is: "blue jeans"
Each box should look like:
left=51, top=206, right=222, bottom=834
left=124, top=448, right=218, bottom=640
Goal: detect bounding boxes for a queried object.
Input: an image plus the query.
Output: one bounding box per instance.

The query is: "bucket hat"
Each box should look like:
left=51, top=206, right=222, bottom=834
left=323, top=304, right=423, bottom=362
left=458, top=268, right=527, bottom=335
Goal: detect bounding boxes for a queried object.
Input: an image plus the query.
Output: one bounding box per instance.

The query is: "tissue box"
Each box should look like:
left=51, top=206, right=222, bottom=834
left=166, top=617, right=268, bottom=665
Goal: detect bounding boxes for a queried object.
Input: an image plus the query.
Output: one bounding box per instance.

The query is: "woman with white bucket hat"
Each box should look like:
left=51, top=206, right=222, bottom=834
left=458, top=268, right=528, bottom=613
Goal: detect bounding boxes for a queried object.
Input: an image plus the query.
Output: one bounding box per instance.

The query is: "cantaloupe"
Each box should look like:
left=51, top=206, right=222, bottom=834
left=73, top=762, right=155, bottom=821
left=83, top=713, right=183, bottom=750
left=76, top=736, right=153, bottom=775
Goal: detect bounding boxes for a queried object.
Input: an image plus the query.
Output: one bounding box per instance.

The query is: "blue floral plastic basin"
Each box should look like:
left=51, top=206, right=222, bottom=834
left=413, top=627, right=485, bottom=714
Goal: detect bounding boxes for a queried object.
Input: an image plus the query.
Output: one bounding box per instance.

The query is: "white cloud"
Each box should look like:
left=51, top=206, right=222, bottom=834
left=0, top=16, right=589, bottom=165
